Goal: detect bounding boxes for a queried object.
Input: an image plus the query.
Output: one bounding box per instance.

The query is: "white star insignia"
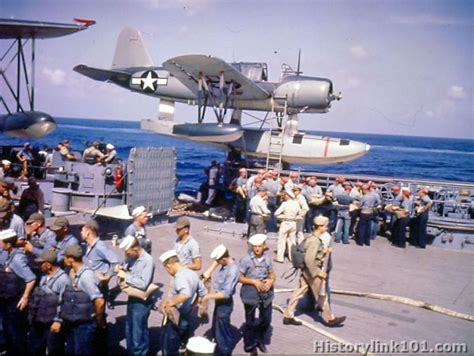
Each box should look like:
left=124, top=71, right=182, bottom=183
left=141, top=71, right=158, bottom=91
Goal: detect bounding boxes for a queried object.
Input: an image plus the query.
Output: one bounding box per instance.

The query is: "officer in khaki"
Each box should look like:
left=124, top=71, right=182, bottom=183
left=283, top=216, right=346, bottom=327
left=274, top=190, right=301, bottom=263
left=248, top=186, right=271, bottom=236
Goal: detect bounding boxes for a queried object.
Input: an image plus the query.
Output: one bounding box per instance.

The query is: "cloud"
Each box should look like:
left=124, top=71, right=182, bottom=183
left=350, top=46, right=368, bottom=60
left=389, top=14, right=469, bottom=26
left=136, top=0, right=212, bottom=16
left=425, top=99, right=456, bottom=119
left=448, top=85, right=467, bottom=99
left=42, top=67, right=66, bottom=85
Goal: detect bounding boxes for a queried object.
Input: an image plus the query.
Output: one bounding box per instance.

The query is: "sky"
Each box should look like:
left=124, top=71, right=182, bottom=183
left=1, top=0, right=473, bottom=139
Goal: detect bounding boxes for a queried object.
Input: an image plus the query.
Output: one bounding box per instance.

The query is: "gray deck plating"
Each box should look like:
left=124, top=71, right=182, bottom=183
left=92, top=216, right=472, bottom=355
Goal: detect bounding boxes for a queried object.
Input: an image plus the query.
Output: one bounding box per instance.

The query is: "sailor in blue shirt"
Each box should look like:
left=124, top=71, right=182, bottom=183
left=392, top=188, right=414, bottom=248
left=239, top=234, right=275, bottom=354
left=159, top=250, right=207, bottom=355
left=356, top=184, right=381, bottom=246
left=201, top=244, right=240, bottom=356
left=412, top=187, right=433, bottom=248
left=116, top=235, right=156, bottom=356
left=174, top=216, right=201, bottom=271
left=124, top=206, right=152, bottom=254
left=28, top=249, right=71, bottom=356
left=61, top=244, right=106, bottom=356
left=0, top=199, right=25, bottom=240
left=49, top=216, right=79, bottom=267
left=0, top=229, right=36, bottom=356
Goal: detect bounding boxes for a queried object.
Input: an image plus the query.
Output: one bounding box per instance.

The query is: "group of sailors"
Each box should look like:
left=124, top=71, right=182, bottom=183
left=226, top=168, right=433, bottom=250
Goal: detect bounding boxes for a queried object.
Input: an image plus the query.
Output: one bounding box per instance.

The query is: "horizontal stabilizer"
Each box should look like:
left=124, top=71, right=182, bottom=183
left=73, top=64, right=131, bottom=83
left=112, top=27, right=154, bottom=69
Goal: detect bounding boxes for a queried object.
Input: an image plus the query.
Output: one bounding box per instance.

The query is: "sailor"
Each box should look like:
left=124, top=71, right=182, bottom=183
left=294, top=185, right=309, bottom=241
left=327, top=176, right=345, bottom=197
left=229, top=168, right=247, bottom=223
left=200, top=244, right=240, bottom=356
left=283, top=216, right=346, bottom=327
left=412, top=187, right=433, bottom=248
left=247, top=175, right=263, bottom=201
left=116, top=235, right=155, bottom=355
left=16, top=177, right=45, bottom=221
left=60, top=244, right=106, bottom=356
left=249, top=186, right=271, bottom=236
left=0, top=229, right=36, bottom=356
left=261, top=170, right=281, bottom=232
left=124, top=206, right=152, bottom=254
left=174, top=216, right=202, bottom=271
left=205, top=160, right=220, bottom=206
left=349, top=181, right=363, bottom=236
left=274, top=190, right=301, bottom=263
left=81, top=219, right=120, bottom=304
left=239, top=234, right=275, bottom=354
left=392, top=188, right=414, bottom=248
left=245, top=169, right=266, bottom=193
left=28, top=249, right=70, bottom=356
left=303, top=176, right=324, bottom=233
left=159, top=250, right=207, bottom=355
left=0, top=199, right=26, bottom=240
left=369, top=183, right=382, bottom=240
left=23, top=213, right=57, bottom=270
left=103, top=144, right=118, bottom=164
left=356, top=184, right=381, bottom=246
left=49, top=216, right=79, bottom=267
left=334, top=185, right=354, bottom=244
left=16, top=142, right=34, bottom=179
left=57, top=139, right=76, bottom=161
left=82, top=141, right=105, bottom=164
left=0, top=160, right=13, bottom=178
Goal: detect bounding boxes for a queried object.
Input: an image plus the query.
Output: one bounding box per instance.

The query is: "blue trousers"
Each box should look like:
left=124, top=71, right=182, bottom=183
left=357, top=212, right=373, bottom=246
left=160, top=308, right=192, bottom=355
left=413, top=212, right=429, bottom=247
left=0, top=299, right=29, bottom=356
left=212, top=299, right=234, bottom=356
left=127, top=298, right=152, bottom=356
left=242, top=301, right=272, bottom=351
left=64, top=320, right=97, bottom=356
left=335, top=210, right=351, bottom=243
left=28, top=321, right=65, bottom=356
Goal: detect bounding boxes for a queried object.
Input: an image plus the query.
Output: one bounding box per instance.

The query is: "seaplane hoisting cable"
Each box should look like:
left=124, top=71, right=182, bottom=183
left=74, top=27, right=370, bottom=165
left=0, top=18, right=95, bottom=138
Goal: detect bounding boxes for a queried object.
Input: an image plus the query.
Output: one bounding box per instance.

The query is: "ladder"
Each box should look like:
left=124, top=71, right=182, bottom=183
left=265, top=97, right=287, bottom=170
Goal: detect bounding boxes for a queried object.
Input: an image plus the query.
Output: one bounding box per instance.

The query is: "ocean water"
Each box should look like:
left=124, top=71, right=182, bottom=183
left=2, top=117, right=473, bottom=191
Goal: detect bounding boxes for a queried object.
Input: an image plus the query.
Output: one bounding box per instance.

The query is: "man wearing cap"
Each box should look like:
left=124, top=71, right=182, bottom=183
left=28, top=249, right=70, bottom=356
left=57, top=140, right=76, bottom=161
left=0, top=199, right=25, bottom=240
left=294, top=185, right=309, bottom=241
left=0, top=229, right=36, bottom=355
left=103, top=144, right=118, bottom=164
left=412, top=187, right=432, bottom=248
left=262, top=170, right=281, bottom=232
left=23, top=213, right=57, bottom=270
left=82, top=142, right=104, bottom=164
left=327, top=177, right=345, bottom=197
left=303, top=176, right=323, bottom=233
left=283, top=216, right=346, bottom=328
left=356, top=184, right=381, bottom=247
left=239, top=234, right=275, bottom=354
left=229, top=168, right=247, bottom=223
left=200, top=245, right=240, bottom=356
left=205, top=160, right=220, bottom=206
left=274, top=189, right=301, bottom=263
left=159, top=250, right=207, bottom=355
left=334, top=186, right=355, bottom=244
left=81, top=220, right=120, bottom=301
left=385, top=185, right=403, bottom=241
left=0, top=160, right=13, bottom=178
left=60, top=244, right=106, bottom=355
left=249, top=186, right=271, bottom=237
left=116, top=236, right=155, bottom=355
left=50, top=216, right=79, bottom=267
left=125, top=206, right=152, bottom=254
left=174, top=216, right=201, bottom=271
left=16, top=143, right=34, bottom=179
left=391, top=188, right=414, bottom=248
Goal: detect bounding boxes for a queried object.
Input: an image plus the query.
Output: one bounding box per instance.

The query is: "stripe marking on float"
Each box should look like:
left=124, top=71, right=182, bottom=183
left=324, top=136, right=331, bottom=158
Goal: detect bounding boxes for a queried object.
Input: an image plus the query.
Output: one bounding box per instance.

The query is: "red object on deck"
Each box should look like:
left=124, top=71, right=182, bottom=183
left=73, top=18, right=96, bottom=26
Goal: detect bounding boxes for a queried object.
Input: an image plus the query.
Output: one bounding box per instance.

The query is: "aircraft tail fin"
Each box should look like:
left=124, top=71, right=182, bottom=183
left=112, top=27, right=154, bottom=69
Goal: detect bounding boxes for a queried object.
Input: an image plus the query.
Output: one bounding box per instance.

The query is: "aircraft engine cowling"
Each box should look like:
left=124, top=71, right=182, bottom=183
left=273, top=77, right=337, bottom=112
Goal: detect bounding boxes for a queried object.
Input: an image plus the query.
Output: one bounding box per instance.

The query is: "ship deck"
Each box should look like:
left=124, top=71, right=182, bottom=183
left=72, top=215, right=472, bottom=355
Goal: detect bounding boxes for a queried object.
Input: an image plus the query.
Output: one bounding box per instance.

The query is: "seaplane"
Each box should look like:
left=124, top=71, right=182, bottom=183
left=75, top=27, right=370, bottom=165
left=0, top=18, right=94, bottom=138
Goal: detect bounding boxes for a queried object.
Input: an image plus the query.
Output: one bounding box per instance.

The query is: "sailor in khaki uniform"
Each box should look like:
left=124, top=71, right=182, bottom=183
left=274, top=190, right=301, bottom=263
left=249, top=186, right=271, bottom=236
left=283, top=216, right=345, bottom=327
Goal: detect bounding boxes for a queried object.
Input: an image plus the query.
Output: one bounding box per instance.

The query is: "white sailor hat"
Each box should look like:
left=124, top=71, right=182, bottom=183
left=186, top=336, right=216, bottom=354
left=0, top=229, right=17, bottom=241
left=119, top=235, right=137, bottom=251
left=106, top=144, right=115, bottom=150
left=314, top=215, right=329, bottom=226
left=1, top=160, right=11, bottom=165
left=210, top=244, right=227, bottom=260
left=248, top=234, right=267, bottom=246
left=401, top=187, right=410, bottom=192
left=132, top=206, right=151, bottom=218
left=159, top=249, right=178, bottom=263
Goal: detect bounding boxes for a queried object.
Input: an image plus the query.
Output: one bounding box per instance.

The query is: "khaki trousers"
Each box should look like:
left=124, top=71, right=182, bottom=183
left=277, top=221, right=297, bottom=262
left=283, top=270, right=334, bottom=322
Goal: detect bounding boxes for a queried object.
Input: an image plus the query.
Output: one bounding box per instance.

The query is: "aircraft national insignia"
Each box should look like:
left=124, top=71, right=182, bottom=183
left=131, top=70, right=168, bottom=93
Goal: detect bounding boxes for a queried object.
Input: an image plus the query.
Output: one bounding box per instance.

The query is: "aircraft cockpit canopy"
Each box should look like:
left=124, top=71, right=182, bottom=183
left=231, top=62, right=268, bottom=82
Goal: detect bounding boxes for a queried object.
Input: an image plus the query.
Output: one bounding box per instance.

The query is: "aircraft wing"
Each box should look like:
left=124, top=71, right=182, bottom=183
left=74, top=64, right=131, bottom=84
left=0, top=19, right=94, bottom=39
left=162, top=54, right=270, bottom=100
